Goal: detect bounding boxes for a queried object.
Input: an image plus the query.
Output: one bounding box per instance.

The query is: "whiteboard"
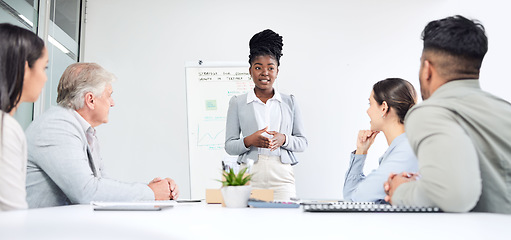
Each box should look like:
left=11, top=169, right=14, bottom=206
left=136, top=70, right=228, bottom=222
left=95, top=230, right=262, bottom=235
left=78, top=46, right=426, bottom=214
left=185, top=62, right=254, bottom=199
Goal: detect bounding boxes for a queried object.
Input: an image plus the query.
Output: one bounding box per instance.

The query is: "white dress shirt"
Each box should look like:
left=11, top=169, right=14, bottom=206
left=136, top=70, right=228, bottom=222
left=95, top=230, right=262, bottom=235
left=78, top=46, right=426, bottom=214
left=72, top=110, right=102, bottom=177
left=246, top=89, right=287, bottom=156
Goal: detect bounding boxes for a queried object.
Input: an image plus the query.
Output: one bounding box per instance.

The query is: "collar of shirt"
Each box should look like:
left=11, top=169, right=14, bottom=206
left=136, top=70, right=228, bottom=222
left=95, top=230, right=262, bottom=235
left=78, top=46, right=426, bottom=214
left=246, top=88, right=283, bottom=104
left=430, top=79, right=480, bottom=100
left=71, top=110, right=96, bottom=137
left=379, top=133, right=407, bottom=164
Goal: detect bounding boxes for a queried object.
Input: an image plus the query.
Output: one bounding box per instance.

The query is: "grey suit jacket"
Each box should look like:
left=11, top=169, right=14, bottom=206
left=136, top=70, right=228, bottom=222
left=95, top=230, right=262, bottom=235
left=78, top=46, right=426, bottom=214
left=225, top=92, right=307, bottom=165
left=25, top=106, right=154, bottom=208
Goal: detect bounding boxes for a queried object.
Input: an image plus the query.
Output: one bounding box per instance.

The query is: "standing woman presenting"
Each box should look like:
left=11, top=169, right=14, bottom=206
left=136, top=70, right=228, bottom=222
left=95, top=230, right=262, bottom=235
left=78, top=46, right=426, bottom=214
left=0, top=23, right=48, bottom=211
left=225, top=29, right=307, bottom=201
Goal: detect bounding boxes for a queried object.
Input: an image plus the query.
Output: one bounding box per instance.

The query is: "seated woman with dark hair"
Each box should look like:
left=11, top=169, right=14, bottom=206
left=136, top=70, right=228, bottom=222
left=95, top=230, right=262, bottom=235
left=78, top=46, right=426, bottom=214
left=0, top=23, right=48, bottom=211
left=343, top=78, right=418, bottom=202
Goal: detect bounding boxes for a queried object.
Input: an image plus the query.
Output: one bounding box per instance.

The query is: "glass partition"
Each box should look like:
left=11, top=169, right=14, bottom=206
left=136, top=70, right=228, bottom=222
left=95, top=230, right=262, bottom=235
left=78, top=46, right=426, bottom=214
left=0, top=0, right=83, bottom=128
left=50, top=0, right=80, bottom=42
left=44, top=0, right=81, bottom=111
left=0, top=0, right=39, bottom=129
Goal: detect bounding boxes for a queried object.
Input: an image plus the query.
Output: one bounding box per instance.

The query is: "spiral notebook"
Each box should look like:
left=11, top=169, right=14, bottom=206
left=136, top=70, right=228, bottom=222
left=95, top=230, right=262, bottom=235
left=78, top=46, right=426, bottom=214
left=302, top=202, right=442, bottom=213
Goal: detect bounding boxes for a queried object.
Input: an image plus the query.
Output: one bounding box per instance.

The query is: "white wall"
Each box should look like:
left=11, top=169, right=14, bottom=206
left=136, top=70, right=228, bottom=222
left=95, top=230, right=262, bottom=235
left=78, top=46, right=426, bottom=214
left=83, top=0, right=511, bottom=199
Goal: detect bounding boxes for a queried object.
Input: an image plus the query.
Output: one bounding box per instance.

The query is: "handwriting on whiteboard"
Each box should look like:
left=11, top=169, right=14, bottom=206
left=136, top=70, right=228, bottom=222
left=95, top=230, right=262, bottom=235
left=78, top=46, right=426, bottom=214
left=198, top=71, right=251, bottom=81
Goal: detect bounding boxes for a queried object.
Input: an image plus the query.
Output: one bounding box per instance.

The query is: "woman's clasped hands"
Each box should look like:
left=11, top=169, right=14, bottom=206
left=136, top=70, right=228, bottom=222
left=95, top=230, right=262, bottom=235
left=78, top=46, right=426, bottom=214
left=244, top=126, right=286, bottom=151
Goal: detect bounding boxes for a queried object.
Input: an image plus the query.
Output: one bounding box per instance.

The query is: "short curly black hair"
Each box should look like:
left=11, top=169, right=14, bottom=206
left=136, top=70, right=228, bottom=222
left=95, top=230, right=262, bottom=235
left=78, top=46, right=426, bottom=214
left=248, top=29, right=283, bottom=66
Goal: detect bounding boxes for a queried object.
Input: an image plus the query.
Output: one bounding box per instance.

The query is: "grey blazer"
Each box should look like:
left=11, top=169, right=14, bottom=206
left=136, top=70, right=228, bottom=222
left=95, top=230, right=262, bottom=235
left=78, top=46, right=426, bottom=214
left=25, top=106, right=153, bottom=208
left=225, top=92, right=307, bottom=165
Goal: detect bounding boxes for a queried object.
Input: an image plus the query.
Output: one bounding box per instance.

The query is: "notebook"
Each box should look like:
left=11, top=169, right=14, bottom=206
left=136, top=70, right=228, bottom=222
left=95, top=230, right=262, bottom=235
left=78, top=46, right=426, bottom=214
left=248, top=198, right=300, bottom=208
left=90, top=200, right=176, bottom=207
left=93, top=205, right=164, bottom=211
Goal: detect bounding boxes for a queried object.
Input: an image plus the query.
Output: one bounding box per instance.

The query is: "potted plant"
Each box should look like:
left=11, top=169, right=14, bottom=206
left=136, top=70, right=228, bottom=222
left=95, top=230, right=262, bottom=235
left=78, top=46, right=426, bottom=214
left=219, top=167, right=252, bottom=208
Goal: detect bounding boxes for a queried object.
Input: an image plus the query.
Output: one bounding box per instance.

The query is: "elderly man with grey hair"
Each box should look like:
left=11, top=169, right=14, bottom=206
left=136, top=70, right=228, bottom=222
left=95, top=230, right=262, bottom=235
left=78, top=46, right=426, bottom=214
left=25, top=63, right=179, bottom=208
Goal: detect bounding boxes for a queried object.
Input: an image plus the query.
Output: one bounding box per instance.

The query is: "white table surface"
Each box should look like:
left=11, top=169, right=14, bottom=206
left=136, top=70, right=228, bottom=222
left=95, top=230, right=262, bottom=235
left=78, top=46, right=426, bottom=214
left=1, top=202, right=510, bottom=240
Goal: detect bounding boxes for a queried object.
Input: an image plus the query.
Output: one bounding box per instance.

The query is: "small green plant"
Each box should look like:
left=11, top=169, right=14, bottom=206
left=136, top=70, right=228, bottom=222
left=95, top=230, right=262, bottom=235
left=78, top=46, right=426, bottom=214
left=218, top=167, right=252, bottom=186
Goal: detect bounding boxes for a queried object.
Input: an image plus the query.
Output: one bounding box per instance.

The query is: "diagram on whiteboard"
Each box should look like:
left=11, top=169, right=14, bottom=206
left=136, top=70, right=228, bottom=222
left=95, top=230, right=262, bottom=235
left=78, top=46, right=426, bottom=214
left=186, top=64, right=254, bottom=199
left=196, top=118, right=225, bottom=149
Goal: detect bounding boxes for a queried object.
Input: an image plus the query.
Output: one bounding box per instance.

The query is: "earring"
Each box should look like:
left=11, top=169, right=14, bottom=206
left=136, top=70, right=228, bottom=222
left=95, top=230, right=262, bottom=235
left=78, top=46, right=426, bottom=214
left=381, top=114, right=385, bottom=119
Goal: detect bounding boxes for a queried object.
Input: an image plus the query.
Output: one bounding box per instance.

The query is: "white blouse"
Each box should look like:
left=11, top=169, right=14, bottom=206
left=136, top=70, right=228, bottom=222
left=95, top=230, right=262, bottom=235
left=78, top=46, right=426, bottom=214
left=0, top=112, right=28, bottom=211
left=246, top=89, right=284, bottom=156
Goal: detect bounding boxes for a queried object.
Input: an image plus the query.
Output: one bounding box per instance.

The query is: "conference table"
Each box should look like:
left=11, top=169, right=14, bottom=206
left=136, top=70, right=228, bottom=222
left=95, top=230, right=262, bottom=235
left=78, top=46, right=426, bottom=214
left=1, top=201, right=509, bottom=239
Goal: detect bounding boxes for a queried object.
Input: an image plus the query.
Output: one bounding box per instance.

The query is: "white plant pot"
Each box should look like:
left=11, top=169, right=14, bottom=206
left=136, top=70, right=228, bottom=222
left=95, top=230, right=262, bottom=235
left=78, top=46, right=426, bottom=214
left=221, top=185, right=252, bottom=208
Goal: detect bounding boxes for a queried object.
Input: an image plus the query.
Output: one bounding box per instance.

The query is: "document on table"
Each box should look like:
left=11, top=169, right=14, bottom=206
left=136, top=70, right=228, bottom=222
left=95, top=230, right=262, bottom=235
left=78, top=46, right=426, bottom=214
left=90, top=200, right=176, bottom=207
